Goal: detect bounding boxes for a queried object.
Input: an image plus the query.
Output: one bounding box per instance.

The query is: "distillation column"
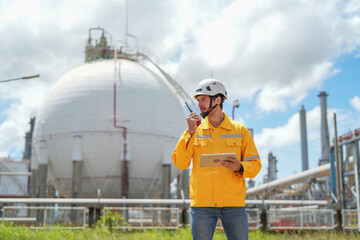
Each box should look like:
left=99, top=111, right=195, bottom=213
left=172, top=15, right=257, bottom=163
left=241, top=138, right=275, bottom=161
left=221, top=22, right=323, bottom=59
left=300, top=105, right=309, bottom=171
left=268, top=152, right=277, bottom=182
left=318, top=92, right=330, bottom=166
left=318, top=91, right=331, bottom=197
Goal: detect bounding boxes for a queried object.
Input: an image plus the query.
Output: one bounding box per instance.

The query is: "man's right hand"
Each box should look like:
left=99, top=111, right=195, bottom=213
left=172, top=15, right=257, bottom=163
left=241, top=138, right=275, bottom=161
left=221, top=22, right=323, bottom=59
left=186, top=112, right=201, bottom=134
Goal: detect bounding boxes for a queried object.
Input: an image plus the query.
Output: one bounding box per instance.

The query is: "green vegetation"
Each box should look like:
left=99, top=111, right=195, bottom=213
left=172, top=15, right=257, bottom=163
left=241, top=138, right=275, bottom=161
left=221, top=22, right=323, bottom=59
left=0, top=224, right=360, bottom=240
left=0, top=212, right=359, bottom=240
left=250, top=231, right=360, bottom=240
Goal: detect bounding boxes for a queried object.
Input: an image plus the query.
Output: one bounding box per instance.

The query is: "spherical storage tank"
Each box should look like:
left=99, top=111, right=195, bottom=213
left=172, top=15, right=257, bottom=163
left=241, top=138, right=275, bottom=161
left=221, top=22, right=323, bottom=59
left=32, top=58, right=187, bottom=198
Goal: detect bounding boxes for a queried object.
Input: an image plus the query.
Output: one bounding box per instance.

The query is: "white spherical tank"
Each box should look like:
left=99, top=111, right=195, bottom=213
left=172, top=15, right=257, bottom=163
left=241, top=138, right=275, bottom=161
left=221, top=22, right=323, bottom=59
left=32, top=59, right=187, bottom=198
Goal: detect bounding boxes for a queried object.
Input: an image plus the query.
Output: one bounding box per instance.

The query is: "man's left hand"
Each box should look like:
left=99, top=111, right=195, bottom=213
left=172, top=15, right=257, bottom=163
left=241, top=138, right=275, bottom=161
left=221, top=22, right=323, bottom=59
left=220, top=157, right=242, bottom=172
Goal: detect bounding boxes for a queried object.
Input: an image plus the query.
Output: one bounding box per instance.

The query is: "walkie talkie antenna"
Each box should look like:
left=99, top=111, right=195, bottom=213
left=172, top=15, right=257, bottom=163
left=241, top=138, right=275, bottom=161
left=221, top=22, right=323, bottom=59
left=185, top=102, right=193, bottom=113
left=185, top=102, right=201, bottom=126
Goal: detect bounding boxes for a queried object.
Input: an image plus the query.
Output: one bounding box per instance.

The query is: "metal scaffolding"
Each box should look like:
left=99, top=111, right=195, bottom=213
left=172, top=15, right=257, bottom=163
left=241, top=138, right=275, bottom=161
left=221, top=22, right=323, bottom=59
left=333, top=128, right=360, bottom=231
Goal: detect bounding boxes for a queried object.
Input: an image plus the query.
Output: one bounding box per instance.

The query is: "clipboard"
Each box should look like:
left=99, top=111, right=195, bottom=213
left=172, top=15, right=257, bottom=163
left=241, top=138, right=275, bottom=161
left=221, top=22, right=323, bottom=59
left=200, top=153, right=236, bottom=167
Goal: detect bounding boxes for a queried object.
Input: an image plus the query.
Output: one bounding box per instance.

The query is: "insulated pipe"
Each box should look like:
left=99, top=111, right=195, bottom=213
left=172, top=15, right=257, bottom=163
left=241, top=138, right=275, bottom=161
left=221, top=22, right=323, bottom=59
left=0, top=172, right=31, bottom=176
left=338, top=129, right=360, bottom=142
left=247, top=163, right=331, bottom=197
left=113, top=49, right=128, bottom=198
left=0, top=198, right=328, bottom=206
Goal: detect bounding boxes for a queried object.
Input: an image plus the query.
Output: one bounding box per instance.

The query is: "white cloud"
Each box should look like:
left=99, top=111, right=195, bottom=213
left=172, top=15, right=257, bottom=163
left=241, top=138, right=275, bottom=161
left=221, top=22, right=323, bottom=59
left=344, top=0, right=360, bottom=14
left=255, top=106, right=321, bottom=150
left=1, top=0, right=360, bottom=159
left=253, top=105, right=351, bottom=181
left=350, top=96, right=360, bottom=111
left=256, top=62, right=339, bottom=112
left=0, top=79, right=48, bottom=157
left=254, top=104, right=347, bottom=155
left=176, top=0, right=360, bottom=111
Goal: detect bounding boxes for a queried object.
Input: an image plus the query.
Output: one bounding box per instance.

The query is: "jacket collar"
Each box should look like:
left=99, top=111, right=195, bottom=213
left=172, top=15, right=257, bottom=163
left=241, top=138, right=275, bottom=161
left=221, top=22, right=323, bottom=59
left=202, top=113, right=232, bottom=130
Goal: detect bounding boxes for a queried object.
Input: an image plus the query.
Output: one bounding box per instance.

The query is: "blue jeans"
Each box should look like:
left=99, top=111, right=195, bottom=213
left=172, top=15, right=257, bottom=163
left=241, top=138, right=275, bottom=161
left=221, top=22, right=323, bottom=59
left=191, top=207, right=248, bottom=240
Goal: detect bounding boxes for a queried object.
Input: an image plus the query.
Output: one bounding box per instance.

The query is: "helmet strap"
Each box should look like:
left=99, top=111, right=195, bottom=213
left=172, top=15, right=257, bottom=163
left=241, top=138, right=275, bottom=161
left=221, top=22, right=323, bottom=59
left=200, top=111, right=209, bottom=118
left=200, top=96, right=218, bottom=118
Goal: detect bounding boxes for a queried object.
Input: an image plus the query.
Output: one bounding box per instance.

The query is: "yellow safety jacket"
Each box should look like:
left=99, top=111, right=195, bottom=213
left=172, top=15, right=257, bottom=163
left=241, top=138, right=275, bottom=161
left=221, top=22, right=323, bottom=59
left=172, top=113, right=261, bottom=207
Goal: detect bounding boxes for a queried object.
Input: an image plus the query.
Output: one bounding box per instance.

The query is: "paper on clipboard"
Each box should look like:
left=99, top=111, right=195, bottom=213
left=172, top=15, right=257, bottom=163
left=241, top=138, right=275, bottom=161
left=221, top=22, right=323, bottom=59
left=200, top=153, right=236, bottom=167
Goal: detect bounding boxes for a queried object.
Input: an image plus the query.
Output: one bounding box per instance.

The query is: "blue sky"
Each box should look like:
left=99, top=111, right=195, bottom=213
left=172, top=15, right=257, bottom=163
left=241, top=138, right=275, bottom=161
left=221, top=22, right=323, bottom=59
left=1, top=0, right=360, bottom=186
left=220, top=52, right=360, bottom=184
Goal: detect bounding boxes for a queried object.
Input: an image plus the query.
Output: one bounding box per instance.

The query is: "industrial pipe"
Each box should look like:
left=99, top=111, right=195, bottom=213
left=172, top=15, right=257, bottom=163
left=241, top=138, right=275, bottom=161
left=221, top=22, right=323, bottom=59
left=0, top=195, right=30, bottom=198
left=247, top=163, right=331, bottom=197
left=299, top=105, right=309, bottom=171
left=338, top=129, right=360, bottom=141
left=0, top=172, right=31, bottom=176
left=0, top=198, right=328, bottom=206
left=113, top=49, right=128, bottom=198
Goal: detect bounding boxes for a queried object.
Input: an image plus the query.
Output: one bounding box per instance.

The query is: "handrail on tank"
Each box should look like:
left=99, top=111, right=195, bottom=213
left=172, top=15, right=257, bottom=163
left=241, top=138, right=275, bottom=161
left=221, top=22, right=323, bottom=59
left=137, top=48, right=198, bottom=112
left=87, top=27, right=105, bottom=45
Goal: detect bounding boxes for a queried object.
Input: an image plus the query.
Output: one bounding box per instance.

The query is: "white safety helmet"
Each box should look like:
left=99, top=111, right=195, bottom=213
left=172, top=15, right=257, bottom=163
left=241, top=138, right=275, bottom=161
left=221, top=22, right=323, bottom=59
left=194, top=79, right=227, bottom=99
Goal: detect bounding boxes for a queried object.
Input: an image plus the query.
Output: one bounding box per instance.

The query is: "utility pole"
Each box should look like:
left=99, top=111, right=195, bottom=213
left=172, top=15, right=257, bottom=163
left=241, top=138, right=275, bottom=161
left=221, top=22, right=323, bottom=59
left=333, top=113, right=343, bottom=231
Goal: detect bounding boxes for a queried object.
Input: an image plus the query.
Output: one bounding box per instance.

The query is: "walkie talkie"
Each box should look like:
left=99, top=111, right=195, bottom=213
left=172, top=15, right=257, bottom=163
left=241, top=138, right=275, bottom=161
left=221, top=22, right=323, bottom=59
left=185, top=102, right=201, bottom=126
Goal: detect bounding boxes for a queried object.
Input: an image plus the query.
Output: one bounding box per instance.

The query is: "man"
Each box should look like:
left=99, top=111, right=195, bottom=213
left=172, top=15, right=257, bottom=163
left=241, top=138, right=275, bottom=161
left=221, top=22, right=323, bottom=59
left=172, top=79, right=261, bottom=240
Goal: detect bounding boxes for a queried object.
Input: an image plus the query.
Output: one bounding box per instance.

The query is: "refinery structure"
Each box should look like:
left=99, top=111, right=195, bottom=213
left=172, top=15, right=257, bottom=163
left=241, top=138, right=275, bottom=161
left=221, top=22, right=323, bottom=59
left=29, top=27, right=195, bottom=200
left=1, top=27, right=360, bottom=231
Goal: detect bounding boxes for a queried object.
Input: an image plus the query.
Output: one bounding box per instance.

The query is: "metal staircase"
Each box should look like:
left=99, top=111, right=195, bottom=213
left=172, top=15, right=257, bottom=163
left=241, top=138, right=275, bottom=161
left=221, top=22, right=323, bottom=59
left=138, top=47, right=198, bottom=112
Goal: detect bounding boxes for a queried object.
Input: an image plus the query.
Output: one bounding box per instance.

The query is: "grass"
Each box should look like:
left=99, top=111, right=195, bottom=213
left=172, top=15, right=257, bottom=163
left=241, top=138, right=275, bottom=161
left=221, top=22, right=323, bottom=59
left=0, top=224, right=360, bottom=240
